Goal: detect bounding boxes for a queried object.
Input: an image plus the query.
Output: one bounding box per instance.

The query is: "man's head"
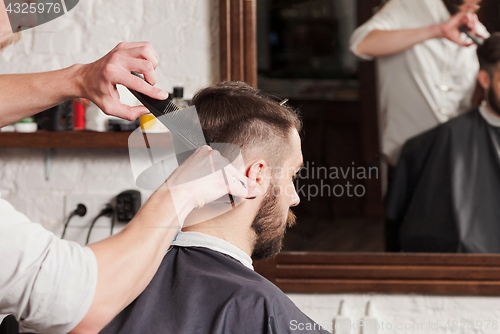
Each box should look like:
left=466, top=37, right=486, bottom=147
left=188, top=81, right=303, bottom=260
left=477, top=33, right=500, bottom=115
left=443, top=0, right=482, bottom=15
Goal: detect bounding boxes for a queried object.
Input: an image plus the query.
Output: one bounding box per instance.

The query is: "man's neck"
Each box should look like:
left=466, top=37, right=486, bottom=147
left=485, top=101, right=500, bottom=119
left=182, top=205, right=257, bottom=257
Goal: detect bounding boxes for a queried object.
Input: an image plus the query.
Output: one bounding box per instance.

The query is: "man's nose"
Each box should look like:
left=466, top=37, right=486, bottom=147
left=290, top=190, right=300, bottom=207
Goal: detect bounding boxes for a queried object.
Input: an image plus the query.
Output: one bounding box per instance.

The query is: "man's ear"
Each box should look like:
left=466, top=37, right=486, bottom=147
left=247, top=161, right=267, bottom=186
left=478, top=70, right=491, bottom=91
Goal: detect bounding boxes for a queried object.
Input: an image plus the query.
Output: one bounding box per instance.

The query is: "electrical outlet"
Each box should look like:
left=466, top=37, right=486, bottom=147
left=63, top=193, right=121, bottom=245
left=63, top=191, right=151, bottom=245
left=116, top=190, right=141, bottom=222
left=65, top=194, right=115, bottom=228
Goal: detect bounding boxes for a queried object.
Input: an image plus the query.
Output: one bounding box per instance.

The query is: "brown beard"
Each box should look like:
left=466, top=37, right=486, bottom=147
left=251, top=184, right=297, bottom=261
left=488, top=84, right=500, bottom=117
left=0, top=32, right=22, bottom=51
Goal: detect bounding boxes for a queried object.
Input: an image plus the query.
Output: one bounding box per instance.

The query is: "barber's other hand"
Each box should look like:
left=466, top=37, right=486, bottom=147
left=76, top=42, right=169, bottom=121
left=167, top=146, right=260, bottom=217
left=439, top=12, right=480, bottom=47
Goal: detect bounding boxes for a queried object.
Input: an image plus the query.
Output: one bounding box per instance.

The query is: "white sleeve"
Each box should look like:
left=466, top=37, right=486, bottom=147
left=0, top=198, right=98, bottom=334
left=349, top=0, right=404, bottom=60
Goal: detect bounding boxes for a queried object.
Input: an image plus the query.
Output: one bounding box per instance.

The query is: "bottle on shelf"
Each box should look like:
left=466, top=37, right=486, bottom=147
left=172, top=87, right=188, bottom=109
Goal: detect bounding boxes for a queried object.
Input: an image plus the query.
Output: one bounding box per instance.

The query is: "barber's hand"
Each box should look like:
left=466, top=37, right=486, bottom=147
left=439, top=12, right=480, bottom=47
left=167, top=146, right=260, bottom=217
left=76, top=42, right=169, bottom=121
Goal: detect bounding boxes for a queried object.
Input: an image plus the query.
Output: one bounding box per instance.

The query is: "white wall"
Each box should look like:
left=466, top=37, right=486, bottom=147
left=1, top=1, right=499, bottom=332
left=0, top=147, right=137, bottom=233
left=0, top=0, right=220, bottom=233
left=288, top=293, right=500, bottom=334
left=0, top=0, right=220, bottom=97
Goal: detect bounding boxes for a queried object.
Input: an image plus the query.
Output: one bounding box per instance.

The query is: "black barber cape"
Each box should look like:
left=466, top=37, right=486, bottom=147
left=386, top=108, right=500, bottom=253
left=100, top=239, right=329, bottom=333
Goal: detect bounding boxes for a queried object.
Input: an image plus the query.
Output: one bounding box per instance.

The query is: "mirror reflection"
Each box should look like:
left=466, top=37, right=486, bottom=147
left=257, top=0, right=500, bottom=253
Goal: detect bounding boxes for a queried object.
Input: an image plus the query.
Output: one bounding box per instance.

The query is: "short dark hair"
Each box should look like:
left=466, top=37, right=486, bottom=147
left=477, top=33, right=500, bottom=77
left=443, top=0, right=463, bottom=15
left=191, top=81, right=302, bottom=167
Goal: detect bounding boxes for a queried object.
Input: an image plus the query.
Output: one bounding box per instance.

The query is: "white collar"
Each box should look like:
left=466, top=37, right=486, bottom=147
left=479, top=101, right=500, bottom=128
left=171, top=231, right=254, bottom=271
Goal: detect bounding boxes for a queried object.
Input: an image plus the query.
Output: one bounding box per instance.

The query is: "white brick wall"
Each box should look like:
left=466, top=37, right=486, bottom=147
left=0, top=0, right=220, bottom=233
left=1, top=0, right=499, bottom=331
left=0, top=147, right=137, bottom=233
left=287, top=293, right=500, bottom=334
left=0, top=0, right=220, bottom=97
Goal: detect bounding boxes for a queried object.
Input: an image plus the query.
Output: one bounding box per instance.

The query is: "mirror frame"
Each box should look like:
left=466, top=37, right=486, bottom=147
left=219, top=0, right=500, bottom=295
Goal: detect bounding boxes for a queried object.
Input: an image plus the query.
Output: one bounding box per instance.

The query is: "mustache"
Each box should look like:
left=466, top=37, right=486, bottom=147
left=287, top=209, right=297, bottom=228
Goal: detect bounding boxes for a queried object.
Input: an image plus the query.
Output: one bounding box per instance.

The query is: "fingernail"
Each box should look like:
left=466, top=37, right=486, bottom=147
left=159, top=91, right=169, bottom=100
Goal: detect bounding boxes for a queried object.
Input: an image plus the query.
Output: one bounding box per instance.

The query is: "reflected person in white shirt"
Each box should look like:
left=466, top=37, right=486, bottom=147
left=350, top=0, right=488, bottom=165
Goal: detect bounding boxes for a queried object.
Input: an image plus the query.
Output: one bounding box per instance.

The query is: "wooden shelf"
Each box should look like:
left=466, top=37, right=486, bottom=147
left=0, top=131, right=133, bottom=148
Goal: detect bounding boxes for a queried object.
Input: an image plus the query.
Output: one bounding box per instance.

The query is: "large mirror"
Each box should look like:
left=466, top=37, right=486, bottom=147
left=220, top=0, right=500, bottom=294
left=257, top=0, right=382, bottom=253
left=254, top=0, right=500, bottom=254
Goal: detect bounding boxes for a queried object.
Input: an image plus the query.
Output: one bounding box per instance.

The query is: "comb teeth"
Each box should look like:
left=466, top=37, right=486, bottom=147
left=162, top=101, right=179, bottom=115
left=156, top=104, right=208, bottom=149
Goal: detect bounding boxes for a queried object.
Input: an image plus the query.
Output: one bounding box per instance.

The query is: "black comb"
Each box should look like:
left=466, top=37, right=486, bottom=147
left=459, top=24, right=485, bottom=46
left=127, top=72, right=207, bottom=149
left=127, top=73, right=243, bottom=205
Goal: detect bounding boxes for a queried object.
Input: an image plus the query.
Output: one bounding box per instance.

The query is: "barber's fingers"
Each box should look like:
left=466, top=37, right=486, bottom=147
left=108, top=42, right=166, bottom=97
left=205, top=168, right=254, bottom=201
left=119, top=105, right=150, bottom=120
left=209, top=150, right=249, bottom=184
left=454, top=12, right=479, bottom=37
left=226, top=173, right=260, bottom=199
left=464, top=13, right=478, bottom=35
left=467, top=14, right=487, bottom=38
left=223, top=163, right=259, bottom=199
left=444, top=13, right=475, bottom=47
left=118, top=56, right=158, bottom=87
left=113, top=41, right=159, bottom=59
left=122, top=46, right=159, bottom=70
left=99, top=99, right=150, bottom=121
left=117, top=70, right=168, bottom=100
left=189, top=147, right=260, bottom=199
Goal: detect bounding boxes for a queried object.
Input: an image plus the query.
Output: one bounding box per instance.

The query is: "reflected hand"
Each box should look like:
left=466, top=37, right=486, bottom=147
left=76, top=42, right=169, bottom=121
left=439, top=12, right=480, bottom=47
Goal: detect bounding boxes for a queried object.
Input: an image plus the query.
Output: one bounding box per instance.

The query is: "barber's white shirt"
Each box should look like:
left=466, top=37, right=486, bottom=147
left=350, top=0, right=489, bottom=163
left=0, top=197, right=97, bottom=334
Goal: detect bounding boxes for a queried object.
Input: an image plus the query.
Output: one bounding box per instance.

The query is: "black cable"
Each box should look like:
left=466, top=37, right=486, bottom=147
left=61, top=212, right=76, bottom=239
left=61, top=204, right=87, bottom=239
left=86, top=205, right=113, bottom=245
